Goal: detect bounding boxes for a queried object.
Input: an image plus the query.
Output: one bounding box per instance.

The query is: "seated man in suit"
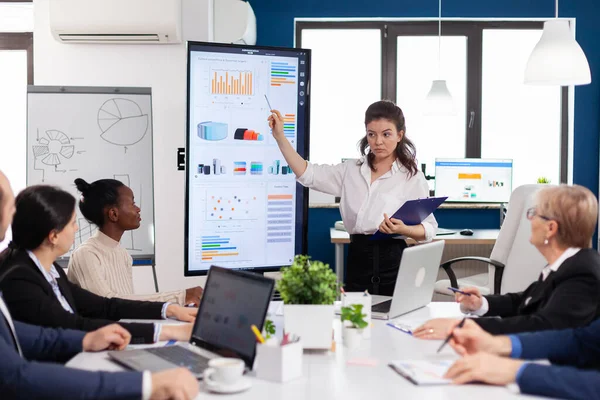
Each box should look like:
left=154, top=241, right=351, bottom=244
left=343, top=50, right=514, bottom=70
left=0, top=170, right=198, bottom=400
left=413, top=184, right=600, bottom=338
left=443, top=318, right=600, bottom=400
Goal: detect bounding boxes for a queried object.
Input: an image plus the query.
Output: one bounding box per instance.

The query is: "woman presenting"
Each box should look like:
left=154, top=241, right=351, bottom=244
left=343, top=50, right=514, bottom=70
left=269, top=100, right=437, bottom=295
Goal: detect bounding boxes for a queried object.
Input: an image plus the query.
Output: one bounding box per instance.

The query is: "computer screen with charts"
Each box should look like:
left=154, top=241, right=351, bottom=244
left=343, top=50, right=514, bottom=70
left=434, top=158, right=513, bottom=203
left=185, top=41, right=310, bottom=276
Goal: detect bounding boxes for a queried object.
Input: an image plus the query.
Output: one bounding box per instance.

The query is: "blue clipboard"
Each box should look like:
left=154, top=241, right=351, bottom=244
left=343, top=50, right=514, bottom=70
left=371, top=196, right=448, bottom=240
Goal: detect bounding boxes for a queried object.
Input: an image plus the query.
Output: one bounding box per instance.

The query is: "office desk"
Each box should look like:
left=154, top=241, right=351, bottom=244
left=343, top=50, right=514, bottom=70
left=330, top=228, right=500, bottom=285
left=66, top=302, right=538, bottom=399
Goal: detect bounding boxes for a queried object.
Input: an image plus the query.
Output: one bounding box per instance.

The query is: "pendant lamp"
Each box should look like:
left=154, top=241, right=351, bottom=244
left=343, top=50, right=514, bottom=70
left=424, top=0, right=456, bottom=116
left=524, top=0, right=591, bottom=85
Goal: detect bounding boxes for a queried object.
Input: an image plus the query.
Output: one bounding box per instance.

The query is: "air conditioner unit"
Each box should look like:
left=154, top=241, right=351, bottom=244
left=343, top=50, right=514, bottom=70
left=214, top=0, right=256, bottom=45
left=49, top=0, right=182, bottom=44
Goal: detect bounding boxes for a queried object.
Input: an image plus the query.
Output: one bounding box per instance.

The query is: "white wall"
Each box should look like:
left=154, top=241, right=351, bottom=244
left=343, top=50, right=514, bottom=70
left=34, top=0, right=213, bottom=290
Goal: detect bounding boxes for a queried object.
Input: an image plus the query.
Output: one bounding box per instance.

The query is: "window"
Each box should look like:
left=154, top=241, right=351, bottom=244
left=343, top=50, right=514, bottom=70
left=296, top=20, right=568, bottom=191
left=0, top=1, right=33, bottom=250
left=300, top=28, right=382, bottom=166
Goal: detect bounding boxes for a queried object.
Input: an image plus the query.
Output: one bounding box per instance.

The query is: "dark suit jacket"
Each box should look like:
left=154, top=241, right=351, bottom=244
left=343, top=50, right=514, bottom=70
left=0, top=249, right=164, bottom=344
left=475, top=248, right=600, bottom=334
left=0, top=315, right=143, bottom=399
left=515, top=317, right=600, bottom=399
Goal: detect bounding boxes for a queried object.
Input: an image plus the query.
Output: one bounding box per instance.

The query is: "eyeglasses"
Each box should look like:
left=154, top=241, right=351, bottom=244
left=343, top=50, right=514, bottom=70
left=526, top=207, right=553, bottom=221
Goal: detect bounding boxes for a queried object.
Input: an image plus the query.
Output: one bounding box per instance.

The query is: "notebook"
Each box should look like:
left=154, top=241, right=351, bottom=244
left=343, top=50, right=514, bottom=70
left=388, top=360, right=453, bottom=385
left=372, top=197, right=447, bottom=240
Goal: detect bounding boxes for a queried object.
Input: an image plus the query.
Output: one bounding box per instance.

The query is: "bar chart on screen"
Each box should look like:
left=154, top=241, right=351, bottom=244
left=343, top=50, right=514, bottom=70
left=199, top=235, right=239, bottom=262
left=211, top=69, right=254, bottom=96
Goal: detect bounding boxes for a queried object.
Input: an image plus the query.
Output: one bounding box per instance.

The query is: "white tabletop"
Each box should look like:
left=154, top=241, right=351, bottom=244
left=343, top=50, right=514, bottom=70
left=66, top=302, right=540, bottom=399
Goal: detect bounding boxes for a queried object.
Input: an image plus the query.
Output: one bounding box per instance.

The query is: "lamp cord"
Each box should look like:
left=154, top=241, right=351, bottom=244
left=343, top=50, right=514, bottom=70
left=438, top=0, right=442, bottom=78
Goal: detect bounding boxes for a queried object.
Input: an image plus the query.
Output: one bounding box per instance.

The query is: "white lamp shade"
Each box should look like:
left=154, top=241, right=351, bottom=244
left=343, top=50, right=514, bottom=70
left=424, top=80, right=456, bottom=116
left=524, top=19, right=591, bottom=86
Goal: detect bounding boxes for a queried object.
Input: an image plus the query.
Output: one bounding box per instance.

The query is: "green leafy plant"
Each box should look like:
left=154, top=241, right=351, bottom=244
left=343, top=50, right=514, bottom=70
left=264, top=319, right=276, bottom=340
left=340, top=304, right=368, bottom=330
left=276, top=255, right=338, bottom=305
left=537, top=176, right=551, bottom=184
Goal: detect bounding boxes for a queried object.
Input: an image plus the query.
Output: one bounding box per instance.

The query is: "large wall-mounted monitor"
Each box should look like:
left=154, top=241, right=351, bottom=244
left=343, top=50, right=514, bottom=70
left=434, top=158, right=513, bottom=203
left=185, top=41, right=310, bottom=276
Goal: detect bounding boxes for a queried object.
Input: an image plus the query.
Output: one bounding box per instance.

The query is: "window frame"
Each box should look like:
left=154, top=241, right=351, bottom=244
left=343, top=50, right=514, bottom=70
left=296, top=20, right=569, bottom=183
left=0, top=32, right=33, bottom=84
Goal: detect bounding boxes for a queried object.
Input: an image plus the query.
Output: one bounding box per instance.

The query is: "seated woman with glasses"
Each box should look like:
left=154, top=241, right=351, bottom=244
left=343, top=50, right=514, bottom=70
left=412, top=184, right=600, bottom=339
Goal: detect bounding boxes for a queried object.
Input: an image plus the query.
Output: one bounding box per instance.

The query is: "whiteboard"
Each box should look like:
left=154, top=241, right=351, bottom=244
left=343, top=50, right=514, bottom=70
left=27, top=86, right=155, bottom=260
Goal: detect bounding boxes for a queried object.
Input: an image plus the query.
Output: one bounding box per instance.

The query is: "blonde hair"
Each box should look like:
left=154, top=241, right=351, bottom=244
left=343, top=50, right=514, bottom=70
left=536, top=184, right=598, bottom=248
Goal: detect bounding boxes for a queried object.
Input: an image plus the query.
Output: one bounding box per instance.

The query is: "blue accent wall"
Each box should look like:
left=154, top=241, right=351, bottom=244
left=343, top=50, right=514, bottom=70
left=249, top=0, right=600, bottom=266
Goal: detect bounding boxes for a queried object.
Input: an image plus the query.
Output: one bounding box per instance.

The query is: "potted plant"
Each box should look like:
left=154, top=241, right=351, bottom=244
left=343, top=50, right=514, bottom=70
left=264, top=319, right=276, bottom=340
left=537, top=177, right=551, bottom=184
left=277, top=255, right=338, bottom=350
left=340, top=304, right=368, bottom=349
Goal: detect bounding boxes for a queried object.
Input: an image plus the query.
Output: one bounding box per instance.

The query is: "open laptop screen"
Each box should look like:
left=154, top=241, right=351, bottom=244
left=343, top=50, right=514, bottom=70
left=192, top=266, right=274, bottom=367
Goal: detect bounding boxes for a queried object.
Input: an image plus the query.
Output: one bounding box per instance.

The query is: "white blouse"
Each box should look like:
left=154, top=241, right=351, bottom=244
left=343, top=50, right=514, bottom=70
left=297, top=158, right=438, bottom=239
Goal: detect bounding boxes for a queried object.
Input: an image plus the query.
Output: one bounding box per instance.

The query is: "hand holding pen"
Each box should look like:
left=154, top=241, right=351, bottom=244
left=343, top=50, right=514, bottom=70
left=453, top=286, right=484, bottom=312
left=437, top=317, right=467, bottom=353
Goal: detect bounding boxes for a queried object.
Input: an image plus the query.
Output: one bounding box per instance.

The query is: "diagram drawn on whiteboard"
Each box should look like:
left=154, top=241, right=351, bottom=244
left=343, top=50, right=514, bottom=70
left=114, top=173, right=143, bottom=251
left=32, top=129, right=78, bottom=182
left=98, top=98, right=149, bottom=153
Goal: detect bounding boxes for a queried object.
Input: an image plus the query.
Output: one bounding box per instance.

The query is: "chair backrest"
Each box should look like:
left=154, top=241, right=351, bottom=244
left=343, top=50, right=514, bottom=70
left=488, top=184, right=550, bottom=294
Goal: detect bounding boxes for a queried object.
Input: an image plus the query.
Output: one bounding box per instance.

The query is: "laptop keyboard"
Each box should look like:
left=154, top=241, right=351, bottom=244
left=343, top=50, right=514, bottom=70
left=372, top=300, right=392, bottom=313
left=145, top=346, right=210, bottom=375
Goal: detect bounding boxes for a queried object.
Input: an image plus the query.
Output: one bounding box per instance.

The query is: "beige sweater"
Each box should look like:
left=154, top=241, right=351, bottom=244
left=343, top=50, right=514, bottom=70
left=67, top=231, right=185, bottom=305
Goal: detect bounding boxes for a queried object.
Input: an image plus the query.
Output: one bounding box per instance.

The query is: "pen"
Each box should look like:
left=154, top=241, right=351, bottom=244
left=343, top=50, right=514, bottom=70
left=264, top=94, right=273, bottom=111
left=251, top=324, right=265, bottom=344
left=386, top=323, right=412, bottom=335
left=437, top=317, right=467, bottom=353
left=447, top=287, right=472, bottom=296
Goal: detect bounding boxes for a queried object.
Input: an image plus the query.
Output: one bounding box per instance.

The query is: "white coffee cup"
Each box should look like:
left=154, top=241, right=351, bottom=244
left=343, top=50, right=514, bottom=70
left=204, top=358, right=245, bottom=386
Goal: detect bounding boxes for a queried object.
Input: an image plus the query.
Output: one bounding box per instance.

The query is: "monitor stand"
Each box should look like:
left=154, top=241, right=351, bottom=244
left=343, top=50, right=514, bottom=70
left=249, top=271, right=283, bottom=301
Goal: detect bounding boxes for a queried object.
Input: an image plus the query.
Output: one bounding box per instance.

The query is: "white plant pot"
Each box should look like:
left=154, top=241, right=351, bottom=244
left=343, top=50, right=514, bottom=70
left=283, top=304, right=334, bottom=350
left=342, top=326, right=363, bottom=349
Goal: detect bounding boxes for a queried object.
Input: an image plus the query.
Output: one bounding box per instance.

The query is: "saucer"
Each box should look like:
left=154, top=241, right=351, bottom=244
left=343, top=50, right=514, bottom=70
left=204, top=376, right=252, bottom=394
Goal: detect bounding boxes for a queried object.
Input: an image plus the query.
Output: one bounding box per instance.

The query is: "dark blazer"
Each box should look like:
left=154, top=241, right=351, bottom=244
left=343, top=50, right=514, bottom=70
left=0, top=314, right=143, bottom=399
left=515, top=317, right=600, bottom=399
left=475, top=248, right=600, bottom=334
left=0, top=249, right=164, bottom=344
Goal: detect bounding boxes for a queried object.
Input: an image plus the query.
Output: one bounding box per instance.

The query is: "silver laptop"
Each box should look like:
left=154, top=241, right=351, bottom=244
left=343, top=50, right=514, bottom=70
left=371, top=240, right=445, bottom=320
left=108, top=266, right=274, bottom=378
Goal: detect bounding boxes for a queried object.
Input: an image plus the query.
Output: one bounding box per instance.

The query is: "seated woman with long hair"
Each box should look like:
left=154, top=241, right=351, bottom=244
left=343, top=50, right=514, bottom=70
left=0, top=185, right=196, bottom=344
left=67, top=178, right=203, bottom=305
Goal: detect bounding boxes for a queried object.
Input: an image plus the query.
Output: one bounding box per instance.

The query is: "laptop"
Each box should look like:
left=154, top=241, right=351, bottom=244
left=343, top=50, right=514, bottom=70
left=108, top=265, right=275, bottom=378
left=371, top=240, right=445, bottom=320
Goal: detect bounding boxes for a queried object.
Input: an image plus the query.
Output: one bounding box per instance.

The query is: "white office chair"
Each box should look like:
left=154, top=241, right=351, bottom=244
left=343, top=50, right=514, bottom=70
left=434, top=184, right=549, bottom=296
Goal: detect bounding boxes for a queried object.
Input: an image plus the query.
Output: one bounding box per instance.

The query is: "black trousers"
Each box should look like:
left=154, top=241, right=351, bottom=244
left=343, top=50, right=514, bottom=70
left=346, top=234, right=407, bottom=296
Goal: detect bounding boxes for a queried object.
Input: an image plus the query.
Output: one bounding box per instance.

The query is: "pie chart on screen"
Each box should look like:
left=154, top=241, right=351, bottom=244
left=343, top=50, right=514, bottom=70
left=97, top=98, right=149, bottom=146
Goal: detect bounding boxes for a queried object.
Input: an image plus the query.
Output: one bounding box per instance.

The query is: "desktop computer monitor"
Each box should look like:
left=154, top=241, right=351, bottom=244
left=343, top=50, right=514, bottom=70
left=184, top=41, right=310, bottom=276
left=434, top=158, right=513, bottom=203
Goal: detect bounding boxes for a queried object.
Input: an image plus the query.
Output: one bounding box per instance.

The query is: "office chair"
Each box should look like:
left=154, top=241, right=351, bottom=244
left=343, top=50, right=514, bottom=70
left=434, top=184, right=549, bottom=296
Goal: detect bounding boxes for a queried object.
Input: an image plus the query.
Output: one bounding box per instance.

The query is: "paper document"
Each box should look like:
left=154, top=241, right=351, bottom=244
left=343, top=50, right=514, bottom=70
left=386, top=320, right=424, bottom=335
left=389, top=360, right=453, bottom=385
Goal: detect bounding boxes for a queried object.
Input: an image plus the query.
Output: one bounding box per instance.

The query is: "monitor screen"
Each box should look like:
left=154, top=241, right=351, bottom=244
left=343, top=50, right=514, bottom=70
left=434, top=158, right=513, bottom=203
left=185, top=41, right=310, bottom=275
left=192, top=266, right=274, bottom=367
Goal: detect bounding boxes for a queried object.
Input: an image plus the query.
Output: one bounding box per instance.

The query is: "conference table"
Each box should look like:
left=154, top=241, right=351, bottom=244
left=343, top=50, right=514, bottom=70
left=66, top=302, right=541, bottom=399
